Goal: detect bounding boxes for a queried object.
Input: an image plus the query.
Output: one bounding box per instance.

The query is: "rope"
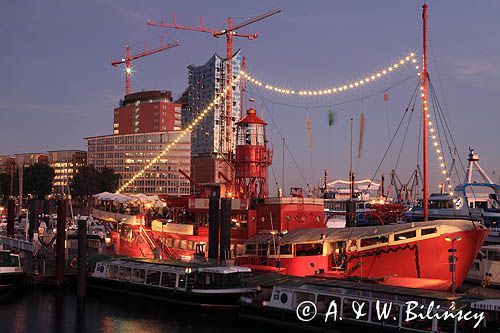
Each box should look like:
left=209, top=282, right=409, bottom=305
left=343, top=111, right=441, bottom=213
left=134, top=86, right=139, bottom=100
left=249, top=84, right=311, bottom=190
left=346, top=243, right=421, bottom=278
left=364, top=79, right=421, bottom=194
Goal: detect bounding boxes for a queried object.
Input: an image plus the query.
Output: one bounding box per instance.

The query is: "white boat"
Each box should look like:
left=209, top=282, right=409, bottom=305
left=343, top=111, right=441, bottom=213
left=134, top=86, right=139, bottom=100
left=0, top=250, right=24, bottom=290
left=467, top=245, right=500, bottom=287
left=405, top=149, right=500, bottom=244
left=324, top=179, right=386, bottom=228
left=89, top=257, right=257, bottom=308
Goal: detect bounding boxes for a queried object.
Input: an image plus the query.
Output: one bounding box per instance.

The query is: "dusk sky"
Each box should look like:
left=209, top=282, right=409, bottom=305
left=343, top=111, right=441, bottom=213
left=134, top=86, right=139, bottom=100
left=2, top=1, right=499, bottom=194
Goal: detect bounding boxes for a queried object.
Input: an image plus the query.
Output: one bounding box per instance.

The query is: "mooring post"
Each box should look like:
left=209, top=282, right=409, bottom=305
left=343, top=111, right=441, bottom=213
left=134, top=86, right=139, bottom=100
left=219, top=198, right=232, bottom=263
left=208, top=198, right=220, bottom=262
left=77, top=217, right=87, bottom=301
left=7, top=197, right=15, bottom=236
left=28, top=199, right=37, bottom=241
left=55, top=199, right=67, bottom=285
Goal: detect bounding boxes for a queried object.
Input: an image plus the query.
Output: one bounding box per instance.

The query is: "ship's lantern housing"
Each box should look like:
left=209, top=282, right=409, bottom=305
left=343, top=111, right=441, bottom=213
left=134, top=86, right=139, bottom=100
left=234, top=107, right=272, bottom=199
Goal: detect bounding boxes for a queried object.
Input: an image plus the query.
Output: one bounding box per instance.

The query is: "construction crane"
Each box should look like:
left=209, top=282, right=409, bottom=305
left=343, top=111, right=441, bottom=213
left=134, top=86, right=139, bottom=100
left=111, top=38, right=180, bottom=96
left=147, top=9, right=281, bottom=158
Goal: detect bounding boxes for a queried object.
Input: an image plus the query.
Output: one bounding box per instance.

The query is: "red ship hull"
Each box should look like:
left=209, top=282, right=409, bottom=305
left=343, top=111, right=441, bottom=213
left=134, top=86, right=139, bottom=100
left=239, top=220, right=488, bottom=291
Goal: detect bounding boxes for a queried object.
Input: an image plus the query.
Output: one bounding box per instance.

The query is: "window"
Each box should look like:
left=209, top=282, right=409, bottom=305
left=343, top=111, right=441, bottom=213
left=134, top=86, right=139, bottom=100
left=343, top=298, right=369, bottom=321
left=166, top=238, right=173, bottom=248
left=292, top=291, right=315, bottom=309
left=106, top=265, right=118, bottom=279
left=131, top=268, right=145, bottom=283
left=395, top=230, right=416, bottom=241
left=257, top=244, right=268, bottom=256
left=421, top=227, right=437, bottom=236
left=402, top=304, right=432, bottom=330
left=296, top=243, right=323, bottom=256
left=470, top=262, right=480, bottom=272
left=360, top=236, right=389, bottom=248
left=488, top=250, right=500, bottom=262
left=173, top=239, right=180, bottom=249
left=178, top=275, right=187, bottom=289
left=316, top=295, right=341, bottom=314
left=118, top=266, right=132, bottom=281
left=370, top=302, right=400, bottom=326
left=245, top=244, right=256, bottom=255
left=160, top=272, right=176, bottom=288
left=279, top=244, right=292, bottom=255
left=146, top=270, right=161, bottom=286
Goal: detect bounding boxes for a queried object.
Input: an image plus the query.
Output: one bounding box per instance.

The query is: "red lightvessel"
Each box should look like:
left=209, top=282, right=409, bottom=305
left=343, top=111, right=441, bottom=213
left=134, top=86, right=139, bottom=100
left=98, top=3, right=488, bottom=292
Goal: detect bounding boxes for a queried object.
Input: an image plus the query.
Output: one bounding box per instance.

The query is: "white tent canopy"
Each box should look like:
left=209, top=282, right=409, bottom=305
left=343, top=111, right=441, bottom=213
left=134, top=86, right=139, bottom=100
left=92, top=192, right=165, bottom=207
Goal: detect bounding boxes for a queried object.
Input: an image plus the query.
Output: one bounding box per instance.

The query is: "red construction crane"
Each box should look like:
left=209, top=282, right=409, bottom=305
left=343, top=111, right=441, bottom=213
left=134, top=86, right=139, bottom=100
left=111, top=38, right=180, bottom=96
left=147, top=9, right=281, bottom=157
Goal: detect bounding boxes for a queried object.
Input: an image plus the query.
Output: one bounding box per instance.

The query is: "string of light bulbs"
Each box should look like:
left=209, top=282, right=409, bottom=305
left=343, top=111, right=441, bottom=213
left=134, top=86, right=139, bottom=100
left=417, top=63, right=453, bottom=193
left=115, top=74, right=242, bottom=194
left=240, top=52, right=417, bottom=96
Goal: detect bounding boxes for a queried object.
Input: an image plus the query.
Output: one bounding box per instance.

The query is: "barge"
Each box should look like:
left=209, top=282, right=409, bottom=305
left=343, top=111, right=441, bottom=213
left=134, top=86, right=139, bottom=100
left=89, top=257, right=256, bottom=308
left=239, top=274, right=491, bottom=332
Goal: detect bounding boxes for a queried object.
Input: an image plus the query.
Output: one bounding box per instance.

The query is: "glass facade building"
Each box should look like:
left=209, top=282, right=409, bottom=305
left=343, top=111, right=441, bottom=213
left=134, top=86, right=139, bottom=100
left=47, top=150, right=87, bottom=194
left=86, top=131, right=191, bottom=195
left=184, top=50, right=242, bottom=156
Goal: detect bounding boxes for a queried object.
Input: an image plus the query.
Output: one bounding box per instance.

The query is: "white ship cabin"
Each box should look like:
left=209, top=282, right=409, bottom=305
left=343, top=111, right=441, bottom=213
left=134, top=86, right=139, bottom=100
left=0, top=250, right=22, bottom=273
left=244, top=220, right=475, bottom=264
left=253, top=275, right=477, bottom=332
left=426, top=192, right=499, bottom=210
left=468, top=245, right=500, bottom=287
left=93, top=259, right=252, bottom=291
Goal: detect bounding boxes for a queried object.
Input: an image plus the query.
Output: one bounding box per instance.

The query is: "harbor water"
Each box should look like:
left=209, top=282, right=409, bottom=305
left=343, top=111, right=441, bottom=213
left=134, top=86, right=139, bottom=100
left=0, top=288, right=261, bottom=333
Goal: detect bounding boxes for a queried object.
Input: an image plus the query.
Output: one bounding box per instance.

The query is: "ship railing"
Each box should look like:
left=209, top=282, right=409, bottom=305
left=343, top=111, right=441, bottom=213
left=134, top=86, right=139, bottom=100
left=488, top=225, right=500, bottom=232
left=140, top=226, right=178, bottom=260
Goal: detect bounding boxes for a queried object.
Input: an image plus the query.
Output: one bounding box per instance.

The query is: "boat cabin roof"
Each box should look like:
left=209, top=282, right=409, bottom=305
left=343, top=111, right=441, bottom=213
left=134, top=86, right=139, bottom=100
left=242, top=273, right=482, bottom=303
left=246, top=220, right=477, bottom=245
left=100, top=258, right=251, bottom=275
left=198, top=266, right=251, bottom=274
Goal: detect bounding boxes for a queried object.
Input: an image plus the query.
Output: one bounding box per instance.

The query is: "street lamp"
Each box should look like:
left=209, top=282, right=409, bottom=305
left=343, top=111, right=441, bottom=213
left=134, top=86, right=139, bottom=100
left=271, top=230, right=287, bottom=274
left=445, top=235, right=462, bottom=293
left=160, top=218, right=172, bottom=259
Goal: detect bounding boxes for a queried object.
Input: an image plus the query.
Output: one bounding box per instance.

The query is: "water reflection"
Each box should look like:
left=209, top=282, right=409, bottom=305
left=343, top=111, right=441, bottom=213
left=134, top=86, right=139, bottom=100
left=0, top=288, right=258, bottom=333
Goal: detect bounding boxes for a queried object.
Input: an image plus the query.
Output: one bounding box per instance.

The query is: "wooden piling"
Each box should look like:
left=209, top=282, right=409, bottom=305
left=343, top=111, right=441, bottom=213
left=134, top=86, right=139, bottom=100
left=208, top=198, right=220, bottom=261
left=6, top=198, right=15, bottom=236
left=77, top=217, right=87, bottom=300
left=55, top=199, right=66, bottom=285
left=219, top=198, right=231, bottom=261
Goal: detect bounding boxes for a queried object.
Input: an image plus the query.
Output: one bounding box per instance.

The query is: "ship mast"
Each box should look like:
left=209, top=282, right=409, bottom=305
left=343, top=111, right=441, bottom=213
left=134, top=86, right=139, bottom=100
left=421, top=3, right=429, bottom=221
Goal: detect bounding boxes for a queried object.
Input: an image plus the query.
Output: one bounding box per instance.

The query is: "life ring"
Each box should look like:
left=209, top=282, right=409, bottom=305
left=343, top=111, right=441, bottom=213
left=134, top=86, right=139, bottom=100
left=70, top=257, right=77, bottom=269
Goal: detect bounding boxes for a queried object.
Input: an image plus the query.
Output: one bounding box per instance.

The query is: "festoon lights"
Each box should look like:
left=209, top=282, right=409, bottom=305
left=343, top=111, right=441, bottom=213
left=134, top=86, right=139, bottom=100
left=240, top=52, right=417, bottom=96
left=115, top=74, right=242, bottom=194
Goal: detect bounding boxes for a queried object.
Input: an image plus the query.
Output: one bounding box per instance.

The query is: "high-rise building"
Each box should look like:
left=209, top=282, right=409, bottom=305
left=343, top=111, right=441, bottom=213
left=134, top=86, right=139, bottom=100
left=15, top=153, right=48, bottom=168
left=86, top=131, right=191, bottom=195
left=183, top=51, right=242, bottom=186
left=47, top=150, right=87, bottom=194
left=113, top=90, right=182, bottom=135
left=0, top=156, right=15, bottom=175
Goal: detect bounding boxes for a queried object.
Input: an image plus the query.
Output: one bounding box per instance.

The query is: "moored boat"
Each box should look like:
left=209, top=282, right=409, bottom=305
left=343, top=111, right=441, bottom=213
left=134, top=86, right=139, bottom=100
left=239, top=273, right=487, bottom=332
left=89, top=257, right=256, bottom=308
left=405, top=149, right=500, bottom=244
left=238, top=220, right=488, bottom=291
left=0, top=250, right=24, bottom=290
left=467, top=245, right=500, bottom=288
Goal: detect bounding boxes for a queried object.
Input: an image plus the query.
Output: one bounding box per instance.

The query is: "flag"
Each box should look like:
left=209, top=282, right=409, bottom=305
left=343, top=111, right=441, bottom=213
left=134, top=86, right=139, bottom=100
left=328, top=108, right=335, bottom=126
left=358, top=112, right=366, bottom=159
left=383, top=90, right=389, bottom=102
left=306, top=111, right=312, bottom=148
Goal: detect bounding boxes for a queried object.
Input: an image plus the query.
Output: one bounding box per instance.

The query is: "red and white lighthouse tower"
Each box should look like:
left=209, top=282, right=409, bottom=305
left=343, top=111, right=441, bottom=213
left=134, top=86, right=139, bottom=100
left=234, top=105, right=272, bottom=199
